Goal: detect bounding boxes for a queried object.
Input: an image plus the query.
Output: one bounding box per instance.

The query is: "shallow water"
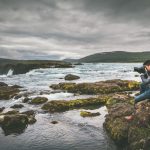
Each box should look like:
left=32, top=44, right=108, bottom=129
left=0, top=63, right=142, bottom=150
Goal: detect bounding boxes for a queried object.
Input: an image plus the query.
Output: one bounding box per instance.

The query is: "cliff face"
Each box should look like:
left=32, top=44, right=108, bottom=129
left=0, top=59, right=73, bottom=75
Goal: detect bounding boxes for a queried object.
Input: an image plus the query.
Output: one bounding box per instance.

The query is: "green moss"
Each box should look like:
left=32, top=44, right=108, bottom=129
left=128, top=127, right=150, bottom=150
left=104, top=117, right=129, bottom=145
left=42, top=93, right=132, bottom=113
left=0, top=87, right=20, bottom=100
left=80, top=111, right=100, bottom=117
left=50, top=80, right=140, bottom=95
left=42, top=97, right=106, bottom=112
left=30, top=97, right=48, bottom=104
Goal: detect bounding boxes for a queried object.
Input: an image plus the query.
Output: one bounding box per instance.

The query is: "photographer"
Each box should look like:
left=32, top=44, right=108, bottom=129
left=125, top=60, right=150, bottom=121
left=134, top=60, right=150, bottom=104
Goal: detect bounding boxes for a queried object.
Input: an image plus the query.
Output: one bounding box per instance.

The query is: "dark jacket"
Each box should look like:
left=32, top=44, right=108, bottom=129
left=141, top=70, right=150, bottom=85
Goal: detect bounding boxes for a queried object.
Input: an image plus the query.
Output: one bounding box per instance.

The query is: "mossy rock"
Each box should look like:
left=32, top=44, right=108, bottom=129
left=80, top=111, right=100, bottom=117
left=42, top=93, right=131, bottom=113
left=65, top=74, right=80, bottom=80
left=30, top=97, right=48, bottom=104
left=0, top=110, right=36, bottom=135
left=1, top=114, right=28, bottom=135
left=50, top=79, right=140, bottom=95
left=104, top=99, right=150, bottom=149
left=0, top=85, right=20, bottom=100
left=104, top=117, right=129, bottom=145
left=128, top=126, right=150, bottom=150
left=42, top=98, right=105, bottom=113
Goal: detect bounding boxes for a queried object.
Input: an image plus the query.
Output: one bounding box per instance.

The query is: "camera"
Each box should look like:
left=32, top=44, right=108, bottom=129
left=134, top=66, right=148, bottom=78
left=134, top=66, right=146, bottom=74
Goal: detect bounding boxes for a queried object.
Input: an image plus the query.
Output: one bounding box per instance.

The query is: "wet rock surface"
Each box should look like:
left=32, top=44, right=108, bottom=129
left=50, top=79, right=139, bottom=95
left=10, top=104, right=24, bottom=109
left=0, top=107, right=5, bottom=113
left=0, top=79, right=148, bottom=150
left=104, top=98, right=150, bottom=150
left=0, top=110, right=36, bottom=135
left=64, top=74, right=80, bottom=80
left=42, top=93, right=132, bottom=113
left=30, top=97, right=48, bottom=104
left=0, top=82, right=20, bottom=100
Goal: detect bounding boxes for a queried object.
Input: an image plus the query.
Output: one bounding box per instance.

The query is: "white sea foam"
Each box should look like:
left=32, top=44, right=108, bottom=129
left=7, top=69, right=13, bottom=76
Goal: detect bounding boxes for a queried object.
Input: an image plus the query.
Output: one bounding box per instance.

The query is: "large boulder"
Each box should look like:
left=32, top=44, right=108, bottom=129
left=50, top=79, right=140, bottom=95
left=65, top=74, right=80, bottom=80
left=104, top=103, right=134, bottom=145
left=1, top=114, right=28, bottom=135
left=0, top=110, right=36, bottom=135
left=42, top=93, right=132, bottom=113
left=103, top=99, right=150, bottom=150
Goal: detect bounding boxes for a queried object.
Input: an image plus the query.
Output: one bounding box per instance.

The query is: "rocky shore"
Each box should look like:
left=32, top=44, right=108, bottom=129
left=0, top=60, right=73, bottom=75
left=1, top=79, right=150, bottom=149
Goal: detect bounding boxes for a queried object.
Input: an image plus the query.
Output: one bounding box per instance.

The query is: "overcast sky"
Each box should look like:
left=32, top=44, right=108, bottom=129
left=0, top=0, right=150, bottom=60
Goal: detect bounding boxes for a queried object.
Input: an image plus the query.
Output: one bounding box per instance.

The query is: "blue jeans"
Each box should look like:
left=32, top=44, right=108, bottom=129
left=135, top=83, right=150, bottom=103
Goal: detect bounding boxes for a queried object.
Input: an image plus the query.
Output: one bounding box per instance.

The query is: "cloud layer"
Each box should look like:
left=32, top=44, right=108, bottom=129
left=0, top=0, right=150, bottom=59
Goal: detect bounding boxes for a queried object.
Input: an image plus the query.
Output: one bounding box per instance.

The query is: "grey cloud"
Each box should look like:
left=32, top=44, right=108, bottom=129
left=0, top=0, right=150, bottom=60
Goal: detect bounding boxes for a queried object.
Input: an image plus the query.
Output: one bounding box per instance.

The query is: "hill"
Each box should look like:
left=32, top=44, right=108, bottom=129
left=78, top=51, right=150, bottom=63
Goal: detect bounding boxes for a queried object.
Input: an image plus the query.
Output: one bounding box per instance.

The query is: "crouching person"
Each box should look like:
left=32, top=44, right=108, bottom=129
left=125, top=60, right=150, bottom=120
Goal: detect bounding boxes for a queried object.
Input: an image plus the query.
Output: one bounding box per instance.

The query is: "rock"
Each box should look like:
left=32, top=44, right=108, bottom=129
left=0, top=110, right=36, bottom=135
left=11, top=85, right=23, bottom=88
left=74, top=63, right=82, bottom=65
left=50, top=79, right=140, bottom=95
left=28, top=117, right=37, bottom=124
left=64, top=74, right=80, bottom=81
left=14, top=94, right=22, bottom=99
left=0, top=83, right=20, bottom=100
left=103, top=98, right=150, bottom=149
left=21, top=110, right=35, bottom=116
left=40, top=91, right=51, bottom=95
left=80, top=111, right=100, bottom=117
left=0, top=107, right=5, bottom=113
left=1, top=114, right=28, bottom=135
left=51, top=121, right=58, bottom=124
left=10, top=104, right=24, bottom=109
left=0, top=61, right=73, bottom=75
left=21, top=110, right=36, bottom=124
left=103, top=103, right=134, bottom=145
left=42, top=93, right=132, bottom=113
left=30, top=97, right=48, bottom=104
left=4, top=110, right=19, bottom=115
left=0, top=82, right=8, bottom=87
left=22, top=97, right=31, bottom=103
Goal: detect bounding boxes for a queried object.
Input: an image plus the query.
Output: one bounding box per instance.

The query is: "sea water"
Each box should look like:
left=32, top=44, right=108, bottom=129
left=0, top=63, right=142, bottom=150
